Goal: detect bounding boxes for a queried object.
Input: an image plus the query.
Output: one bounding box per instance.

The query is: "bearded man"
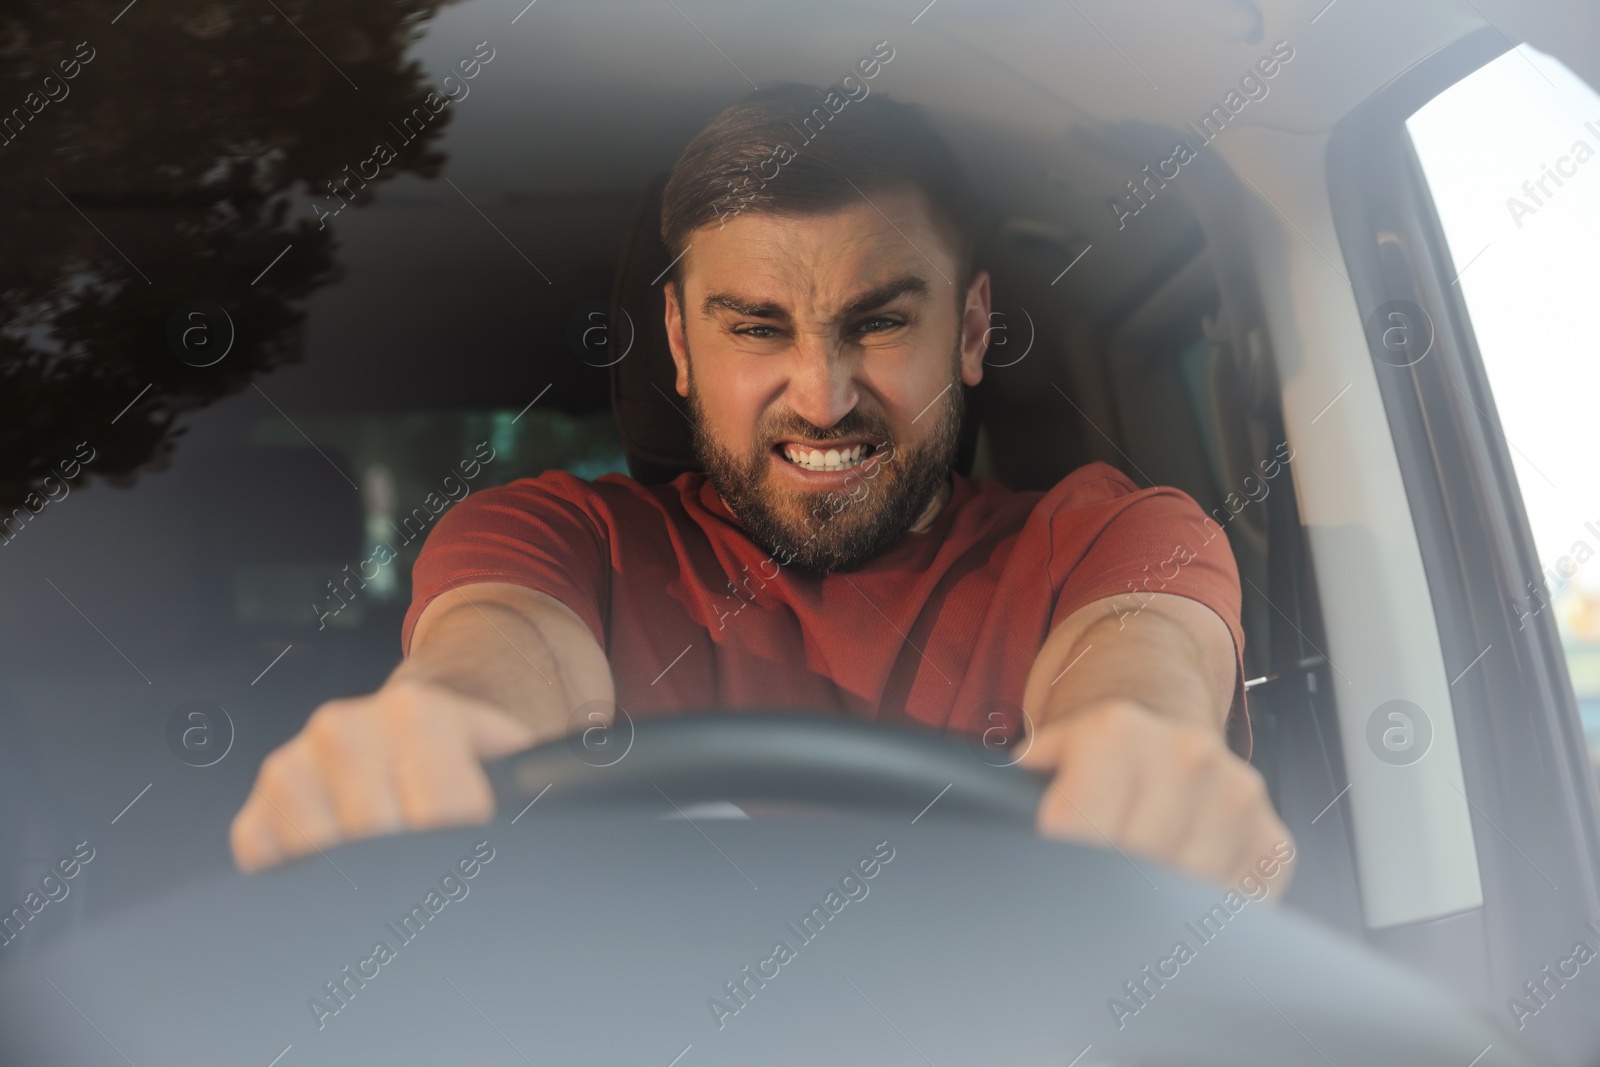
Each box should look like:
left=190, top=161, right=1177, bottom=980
left=230, top=83, right=1291, bottom=892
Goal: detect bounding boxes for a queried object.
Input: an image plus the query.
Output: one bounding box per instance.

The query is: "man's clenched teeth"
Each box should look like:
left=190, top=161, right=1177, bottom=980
left=780, top=443, right=875, bottom=472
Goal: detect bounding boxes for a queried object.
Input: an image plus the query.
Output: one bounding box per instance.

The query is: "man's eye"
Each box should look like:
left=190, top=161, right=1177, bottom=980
left=730, top=318, right=903, bottom=339
left=855, top=317, right=904, bottom=335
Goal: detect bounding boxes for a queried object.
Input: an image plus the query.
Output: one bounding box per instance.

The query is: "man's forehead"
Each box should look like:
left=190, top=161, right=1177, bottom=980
left=700, top=273, right=931, bottom=320
left=681, top=191, right=955, bottom=314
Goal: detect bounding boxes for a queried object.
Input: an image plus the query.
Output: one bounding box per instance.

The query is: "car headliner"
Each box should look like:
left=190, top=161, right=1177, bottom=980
left=274, top=0, right=1597, bottom=417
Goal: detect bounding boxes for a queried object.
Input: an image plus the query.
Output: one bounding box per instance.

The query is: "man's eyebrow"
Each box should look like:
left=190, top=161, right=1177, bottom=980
left=839, top=275, right=929, bottom=319
left=699, top=275, right=931, bottom=321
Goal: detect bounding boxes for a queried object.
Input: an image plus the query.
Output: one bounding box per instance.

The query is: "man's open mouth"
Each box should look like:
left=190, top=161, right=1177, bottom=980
left=773, top=440, right=881, bottom=473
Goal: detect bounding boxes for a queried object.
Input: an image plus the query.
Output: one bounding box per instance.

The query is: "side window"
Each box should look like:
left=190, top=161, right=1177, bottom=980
left=1406, top=45, right=1600, bottom=767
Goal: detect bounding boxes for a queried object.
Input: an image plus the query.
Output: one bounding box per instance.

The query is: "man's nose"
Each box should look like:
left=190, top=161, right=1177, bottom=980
left=784, top=334, right=858, bottom=430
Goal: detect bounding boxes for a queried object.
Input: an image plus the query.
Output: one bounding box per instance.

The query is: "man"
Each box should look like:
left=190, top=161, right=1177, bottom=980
left=230, top=83, right=1293, bottom=891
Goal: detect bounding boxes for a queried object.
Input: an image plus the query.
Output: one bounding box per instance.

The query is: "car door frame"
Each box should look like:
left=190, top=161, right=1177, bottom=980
left=1327, top=22, right=1600, bottom=1065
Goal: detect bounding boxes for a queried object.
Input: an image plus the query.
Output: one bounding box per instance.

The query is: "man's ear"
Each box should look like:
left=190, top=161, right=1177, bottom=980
left=663, top=280, right=691, bottom=397
left=959, top=269, right=992, bottom=388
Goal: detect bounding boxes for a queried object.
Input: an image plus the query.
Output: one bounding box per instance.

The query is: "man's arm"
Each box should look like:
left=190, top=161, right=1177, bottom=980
left=1017, top=591, right=1294, bottom=892
left=395, top=582, right=615, bottom=734
left=229, top=583, right=612, bottom=872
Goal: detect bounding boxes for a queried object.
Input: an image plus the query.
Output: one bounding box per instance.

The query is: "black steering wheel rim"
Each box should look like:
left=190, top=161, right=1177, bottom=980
left=482, top=710, right=1051, bottom=826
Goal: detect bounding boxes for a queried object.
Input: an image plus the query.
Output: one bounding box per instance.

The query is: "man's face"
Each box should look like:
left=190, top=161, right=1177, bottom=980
left=664, top=186, right=991, bottom=573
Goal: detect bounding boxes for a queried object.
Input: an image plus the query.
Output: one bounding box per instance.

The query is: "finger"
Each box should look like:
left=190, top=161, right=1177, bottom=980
left=1015, top=712, right=1074, bottom=770
left=1168, top=767, right=1276, bottom=888
left=231, top=768, right=292, bottom=873
left=1035, top=724, right=1142, bottom=848
left=1118, top=730, right=1223, bottom=862
left=1214, top=772, right=1286, bottom=890
left=230, top=796, right=277, bottom=872
left=385, top=695, right=501, bottom=829
left=242, top=743, right=341, bottom=869
left=305, top=701, right=406, bottom=843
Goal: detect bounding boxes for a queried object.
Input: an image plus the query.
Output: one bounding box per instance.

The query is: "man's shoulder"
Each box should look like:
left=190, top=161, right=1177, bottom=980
left=1023, top=462, right=1217, bottom=539
left=1036, top=461, right=1143, bottom=509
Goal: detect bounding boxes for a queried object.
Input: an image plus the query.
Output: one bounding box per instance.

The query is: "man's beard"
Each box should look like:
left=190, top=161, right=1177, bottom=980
left=686, top=346, right=965, bottom=575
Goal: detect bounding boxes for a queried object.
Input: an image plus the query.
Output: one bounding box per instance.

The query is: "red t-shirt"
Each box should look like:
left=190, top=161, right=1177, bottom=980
left=401, top=461, right=1250, bottom=758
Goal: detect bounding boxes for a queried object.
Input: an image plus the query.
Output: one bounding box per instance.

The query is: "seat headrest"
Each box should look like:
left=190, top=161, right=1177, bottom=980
left=609, top=171, right=698, bottom=486
left=608, top=171, right=981, bottom=486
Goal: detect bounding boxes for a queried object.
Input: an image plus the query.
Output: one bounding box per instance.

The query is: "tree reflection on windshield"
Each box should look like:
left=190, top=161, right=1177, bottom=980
left=0, top=0, right=456, bottom=514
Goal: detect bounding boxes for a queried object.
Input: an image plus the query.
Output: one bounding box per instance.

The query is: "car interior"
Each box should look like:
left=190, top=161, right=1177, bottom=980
left=3, top=0, right=1600, bottom=1064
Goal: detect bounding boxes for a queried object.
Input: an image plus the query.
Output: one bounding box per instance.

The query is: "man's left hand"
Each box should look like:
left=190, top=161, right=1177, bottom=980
left=1016, top=698, right=1295, bottom=892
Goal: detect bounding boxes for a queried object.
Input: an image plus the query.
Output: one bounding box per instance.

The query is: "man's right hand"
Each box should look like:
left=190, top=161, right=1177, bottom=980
left=230, top=583, right=614, bottom=872
left=228, top=679, right=538, bottom=872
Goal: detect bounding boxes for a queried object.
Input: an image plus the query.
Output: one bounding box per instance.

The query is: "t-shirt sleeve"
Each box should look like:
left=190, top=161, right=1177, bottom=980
left=1043, top=463, right=1251, bottom=760
left=400, top=471, right=611, bottom=658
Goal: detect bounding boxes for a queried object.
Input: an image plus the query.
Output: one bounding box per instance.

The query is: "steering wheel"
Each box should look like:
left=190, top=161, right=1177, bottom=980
left=0, top=712, right=1548, bottom=1067
left=481, top=709, right=1051, bottom=822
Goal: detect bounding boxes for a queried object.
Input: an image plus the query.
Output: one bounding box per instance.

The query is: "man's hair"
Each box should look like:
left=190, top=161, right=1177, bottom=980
left=659, top=82, right=982, bottom=302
